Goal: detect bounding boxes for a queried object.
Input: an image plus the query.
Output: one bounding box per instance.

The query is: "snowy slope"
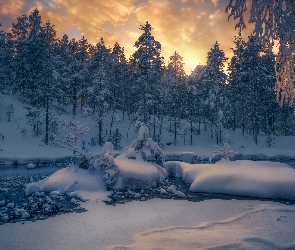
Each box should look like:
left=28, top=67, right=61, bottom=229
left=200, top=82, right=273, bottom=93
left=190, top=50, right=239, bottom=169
left=1, top=93, right=295, bottom=164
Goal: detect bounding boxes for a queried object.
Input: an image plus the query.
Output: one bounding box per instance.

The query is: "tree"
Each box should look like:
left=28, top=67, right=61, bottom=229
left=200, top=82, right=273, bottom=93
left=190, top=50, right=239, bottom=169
left=166, top=51, right=187, bottom=145
left=87, top=38, right=111, bottom=146
left=226, top=0, right=295, bottom=106
left=107, top=42, right=127, bottom=135
left=0, top=25, right=13, bottom=93
left=81, top=142, right=119, bottom=186
left=110, top=128, right=122, bottom=150
left=132, top=22, right=163, bottom=122
left=67, top=36, right=90, bottom=115
left=53, top=120, right=90, bottom=157
left=126, top=121, right=166, bottom=165
left=11, top=9, right=60, bottom=144
left=199, top=42, right=227, bottom=143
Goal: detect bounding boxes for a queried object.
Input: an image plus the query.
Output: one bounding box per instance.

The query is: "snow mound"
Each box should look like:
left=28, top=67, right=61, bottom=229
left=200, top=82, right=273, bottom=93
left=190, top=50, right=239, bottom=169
left=25, top=165, right=110, bottom=201
left=164, top=159, right=295, bottom=200
left=25, top=155, right=167, bottom=200
left=27, top=162, right=36, bottom=169
left=111, top=154, right=168, bottom=190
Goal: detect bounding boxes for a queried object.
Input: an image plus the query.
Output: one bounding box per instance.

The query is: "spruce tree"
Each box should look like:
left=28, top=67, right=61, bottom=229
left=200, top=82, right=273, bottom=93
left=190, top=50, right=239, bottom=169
left=132, top=22, right=163, bottom=123
left=200, top=42, right=227, bottom=143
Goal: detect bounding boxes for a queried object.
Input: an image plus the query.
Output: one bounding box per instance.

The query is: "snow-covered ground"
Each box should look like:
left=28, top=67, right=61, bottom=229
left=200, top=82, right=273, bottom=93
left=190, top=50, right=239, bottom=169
left=164, top=159, right=295, bottom=200
left=0, top=199, right=294, bottom=250
left=1, top=94, right=295, bottom=164
left=1, top=93, right=295, bottom=249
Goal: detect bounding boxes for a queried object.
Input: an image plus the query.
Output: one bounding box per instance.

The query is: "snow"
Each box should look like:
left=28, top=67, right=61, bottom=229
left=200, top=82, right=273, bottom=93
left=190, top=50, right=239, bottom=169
left=2, top=93, right=295, bottom=165
left=2, top=94, right=295, bottom=249
left=27, top=162, right=36, bottom=169
left=112, top=154, right=167, bottom=190
left=0, top=199, right=295, bottom=250
left=102, top=142, right=114, bottom=155
left=25, top=165, right=110, bottom=201
left=164, top=159, right=295, bottom=200
left=25, top=154, right=167, bottom=196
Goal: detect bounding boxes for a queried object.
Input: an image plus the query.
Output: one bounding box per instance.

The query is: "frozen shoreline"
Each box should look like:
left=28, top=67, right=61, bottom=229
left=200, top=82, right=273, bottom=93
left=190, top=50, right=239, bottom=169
left=2, top=151, right=295, bottom=166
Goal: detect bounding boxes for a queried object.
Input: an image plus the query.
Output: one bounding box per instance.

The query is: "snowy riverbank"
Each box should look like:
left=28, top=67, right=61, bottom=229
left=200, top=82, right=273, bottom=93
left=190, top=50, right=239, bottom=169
left=2, top=94, right=295, bottom=165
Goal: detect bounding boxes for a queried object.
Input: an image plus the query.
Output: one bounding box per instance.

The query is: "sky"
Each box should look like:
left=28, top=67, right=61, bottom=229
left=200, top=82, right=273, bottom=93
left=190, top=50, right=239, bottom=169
left=0, top=0, right=255, bottom=74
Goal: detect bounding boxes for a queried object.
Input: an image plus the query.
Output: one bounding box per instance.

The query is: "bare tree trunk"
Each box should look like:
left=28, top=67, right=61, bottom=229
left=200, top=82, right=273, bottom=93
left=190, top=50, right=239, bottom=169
left=73, top=84, right=77, bottom=116
left=45, top=95, right=49, bottom=145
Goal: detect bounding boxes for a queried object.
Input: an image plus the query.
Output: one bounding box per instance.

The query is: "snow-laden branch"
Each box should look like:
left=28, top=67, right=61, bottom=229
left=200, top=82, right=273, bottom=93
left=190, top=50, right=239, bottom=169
left=226, top=0, right=295, bottom=106
left=126, top=121, right=166, bottom=164
left=53, top=120, right=89, bottom=156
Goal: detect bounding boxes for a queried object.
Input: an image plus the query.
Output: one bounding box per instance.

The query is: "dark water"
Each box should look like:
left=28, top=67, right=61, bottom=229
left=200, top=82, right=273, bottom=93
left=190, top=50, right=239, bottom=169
left=0, top=164, right=63, bottom=176
left=0, top=164, right=85, bottom=225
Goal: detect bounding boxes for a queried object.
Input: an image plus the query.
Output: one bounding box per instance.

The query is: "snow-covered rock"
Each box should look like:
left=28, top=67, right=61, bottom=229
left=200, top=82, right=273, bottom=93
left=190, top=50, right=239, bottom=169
left=21, top=212, right=30, bottom=219
left=27, top=162, right=36, bottom=169
left=111, top=154, right=167, bottom=190
left=7, top=202, right=14, bottom=208
left=164, top=159, right=295, bottom=200
left=25, top=165, right=109, bottom=201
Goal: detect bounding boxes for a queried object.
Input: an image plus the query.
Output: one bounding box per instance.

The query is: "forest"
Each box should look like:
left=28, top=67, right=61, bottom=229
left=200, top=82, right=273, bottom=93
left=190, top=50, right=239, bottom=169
left=1, top=8, right=295, bottom=148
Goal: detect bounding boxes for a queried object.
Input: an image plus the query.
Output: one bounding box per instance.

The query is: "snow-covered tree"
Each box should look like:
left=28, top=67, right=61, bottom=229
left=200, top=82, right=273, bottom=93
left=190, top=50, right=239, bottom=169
left=209, top=142, right=235, bottom=162
left=126, top=121, right=166, bottom=165
left=199, top=42, right=227, bottom=142
left=6, top=104, right=14, bottom=122
left=53, top=120, right=89, bottom=157
left=166, top=51, right=187, bottom=145
left=107, top=43, right=128, bottom=135
left=226, top=32, right=246, bottom=132
left=67, top=36, right=90, bottom=115
left=226, top=0, right=295, bottom=106
left=167, top=51, right=186, bottom=82
left=132, top=22, right=163, bottom=122
left=81, top=142, right=119, bottom=186
left=87, top=39, right=111, bottom=145
left=0, top=25, right=13, bottom=93
left=110, top=128, right=122, bottom=150
left=11, top=9, right=61, bottom=144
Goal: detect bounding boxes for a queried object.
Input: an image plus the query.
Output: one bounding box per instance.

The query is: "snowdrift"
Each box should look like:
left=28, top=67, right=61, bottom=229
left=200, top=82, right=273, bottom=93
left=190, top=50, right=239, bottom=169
left=25, top=157, right=167, bottom=200
left=25, top=165, right=110, bottom=201
left=164, top=159, right=295, bottom=200
left=112, top=154, right=167, bottom=190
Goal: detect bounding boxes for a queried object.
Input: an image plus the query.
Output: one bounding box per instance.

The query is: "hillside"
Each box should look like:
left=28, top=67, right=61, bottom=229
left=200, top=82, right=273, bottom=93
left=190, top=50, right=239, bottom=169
left=1, top=93, right=295, bottom=164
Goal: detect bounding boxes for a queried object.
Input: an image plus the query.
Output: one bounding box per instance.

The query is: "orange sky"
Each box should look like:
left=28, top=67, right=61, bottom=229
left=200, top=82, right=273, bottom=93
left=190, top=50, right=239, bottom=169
left=0, top=0, right=255, bottom=74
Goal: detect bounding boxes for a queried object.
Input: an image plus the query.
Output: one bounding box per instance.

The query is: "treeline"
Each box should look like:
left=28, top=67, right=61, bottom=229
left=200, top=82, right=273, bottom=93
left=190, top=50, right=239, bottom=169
left=0, top=9, right=294, bottom=146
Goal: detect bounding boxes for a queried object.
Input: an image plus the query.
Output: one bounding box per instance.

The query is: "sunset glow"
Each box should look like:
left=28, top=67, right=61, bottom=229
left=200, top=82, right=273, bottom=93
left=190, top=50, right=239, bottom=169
left=0, top=0, right=254, bottom=74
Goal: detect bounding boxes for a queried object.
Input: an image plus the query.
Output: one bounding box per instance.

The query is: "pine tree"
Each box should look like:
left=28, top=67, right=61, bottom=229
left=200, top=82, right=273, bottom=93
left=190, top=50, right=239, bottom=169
left=226, top=0, right=295, bottom=106
left=166, top=51, right=187, bottom=145
left=200, top=42, right=227, bottom=143
left=12, top=9, right=60, bottom=144
left=110, top=128, right=122, bottom=150
left=226, top=33, right=246, bottom=132
left=132, top=22, right=163, bottom=123
left=0, top=25, right=13, bottom=93
left=87, top=38, right=111, bottom=146
left=67, top=36, right=90, bottom=116
left=108, top=42, right=128, bottom=134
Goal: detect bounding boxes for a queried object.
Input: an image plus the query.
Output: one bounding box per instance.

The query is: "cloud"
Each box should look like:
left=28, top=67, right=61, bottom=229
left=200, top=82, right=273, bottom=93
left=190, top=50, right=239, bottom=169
left=0, top=0, right=24, bottom=15
left=0, top=0, right=256, bottom=73
left=131, top=0, right=254, bottom=72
